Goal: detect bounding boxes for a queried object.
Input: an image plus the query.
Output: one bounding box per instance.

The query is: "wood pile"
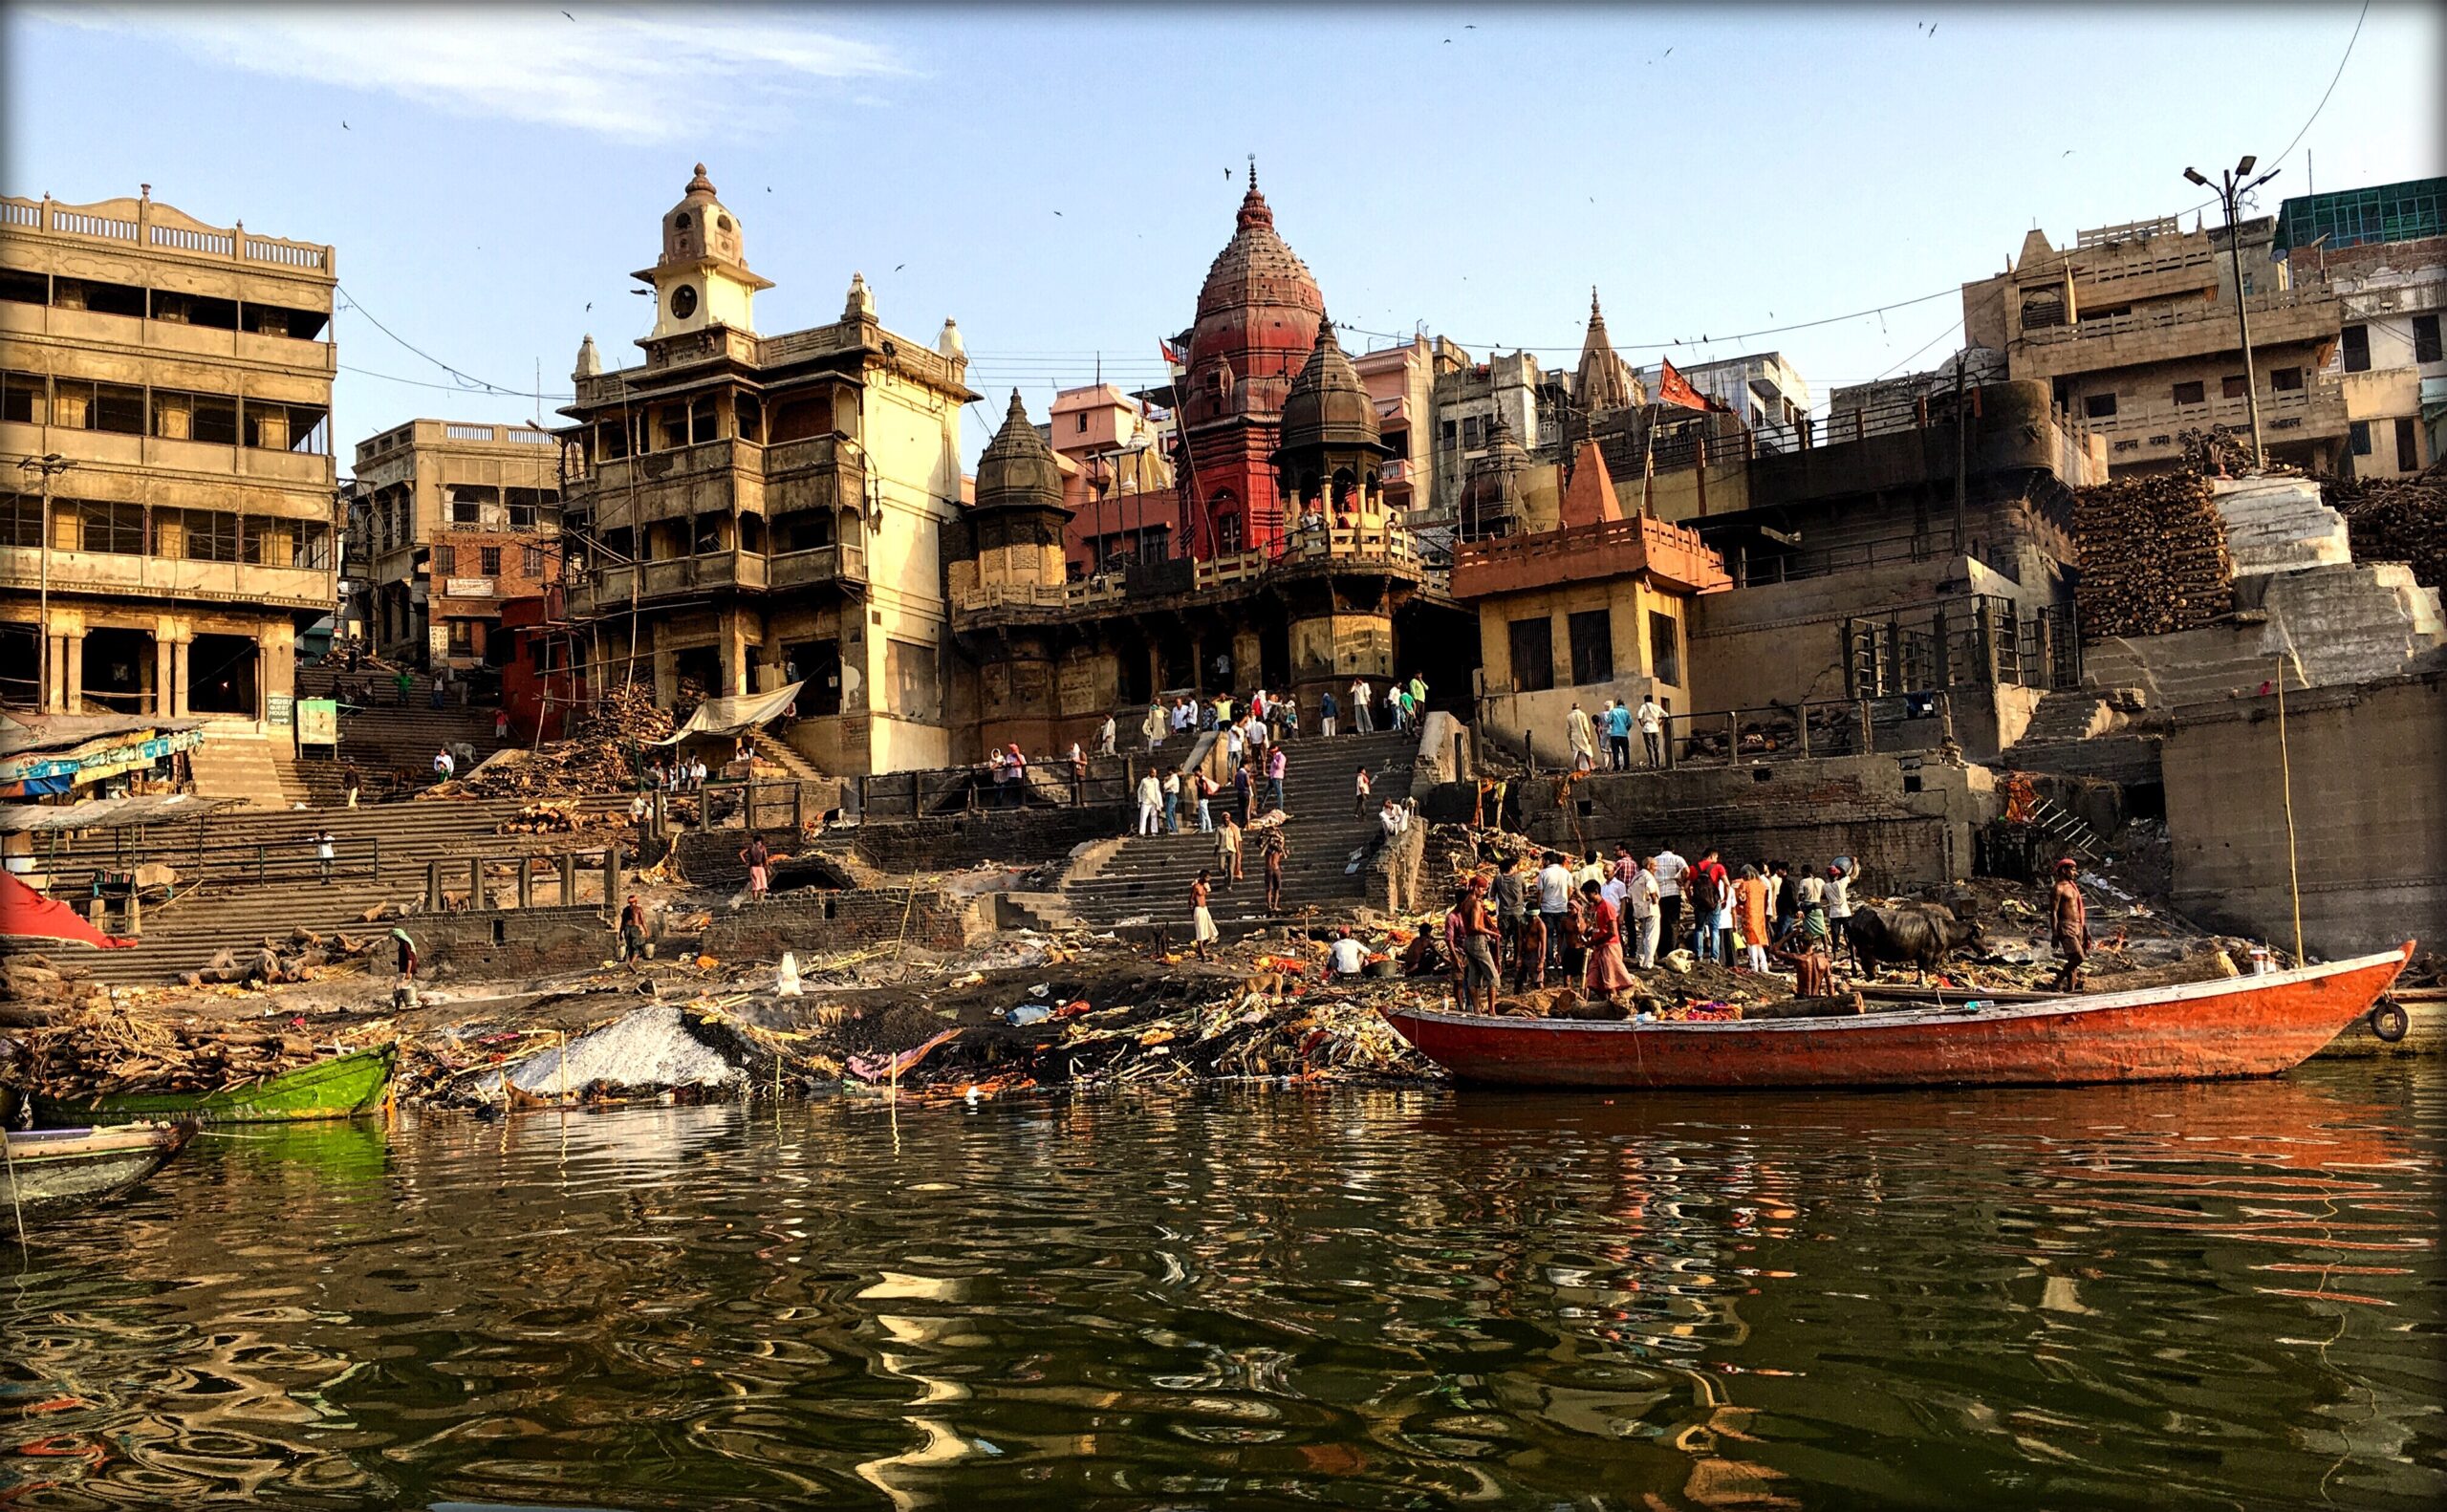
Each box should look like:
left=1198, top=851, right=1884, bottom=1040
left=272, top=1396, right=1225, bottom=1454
left=24, top=1000, right=341, bottom=1102
left=0, top=953, right=111, bottom=1027
left=2324, top=464, right=2447, bottom=590
left=2073, top=472, right=2234, bottom=638
left=178, top=927, right=381, bottom=988
left=494, top=801, right=627, bottom=835
left=421, top=684, right=672, bottom=800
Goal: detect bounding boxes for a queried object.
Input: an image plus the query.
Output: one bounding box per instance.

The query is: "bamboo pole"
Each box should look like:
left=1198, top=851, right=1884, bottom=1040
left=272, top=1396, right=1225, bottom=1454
left=2276, top=654, right=2304, bottom=963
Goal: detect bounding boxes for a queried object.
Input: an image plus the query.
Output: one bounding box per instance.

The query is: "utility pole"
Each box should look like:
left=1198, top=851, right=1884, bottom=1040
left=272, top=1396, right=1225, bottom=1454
left=18, top=452, right=74, bottom=712
left=2185, top=155, right=2281, bottom=472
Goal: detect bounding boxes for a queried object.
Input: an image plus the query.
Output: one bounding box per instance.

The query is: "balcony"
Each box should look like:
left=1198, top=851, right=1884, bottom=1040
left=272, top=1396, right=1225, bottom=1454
left=0, top=420, right=336, bottom=489
left=2087, top=378, right=2349, bottom=464
left=1451, top=515, right=1732, bottom=600
left=2014, top=287, right=2341, bottom=380
left=569, top=542, right=863, bottom=616
left=0, top=545, right=334, bottom=611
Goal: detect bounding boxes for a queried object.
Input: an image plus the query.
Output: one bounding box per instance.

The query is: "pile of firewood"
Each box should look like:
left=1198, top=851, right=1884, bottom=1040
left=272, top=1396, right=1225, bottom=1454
left=494, top=800, right=627, bottom=835
left=2324, top=463, right=2446, bottom=590
left=422, top=683, right=673, bottom=801
left=26, top=1001, right=339, bottom=1101
left=0, top=953, right=111, bottom=1027
left=2073, top=472, right=2235, bottom=638
left=179, top=927, right=381, bottom=988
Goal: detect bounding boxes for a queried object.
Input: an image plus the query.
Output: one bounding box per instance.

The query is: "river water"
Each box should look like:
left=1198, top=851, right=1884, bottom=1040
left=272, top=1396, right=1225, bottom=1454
left=5, top=1067, right=2441, bottom=1510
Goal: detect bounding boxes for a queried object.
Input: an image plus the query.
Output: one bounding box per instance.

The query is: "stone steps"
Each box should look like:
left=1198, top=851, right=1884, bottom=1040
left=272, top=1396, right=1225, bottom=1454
left=185, top=727, right=311, bottom=809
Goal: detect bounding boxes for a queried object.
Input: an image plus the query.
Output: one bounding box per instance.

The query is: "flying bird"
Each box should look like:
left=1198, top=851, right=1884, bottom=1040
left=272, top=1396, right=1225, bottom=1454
left=1053, top=210, right=1063, bottom=216
left=894, top=263, right=905, bottom=271
left=1928, top=22, right=1938, bottom=35
left=584, top=302, right=592, bottom=311
left=341, top=120, right=350, bottom=130
left=562, top=10, right=574, bottom=18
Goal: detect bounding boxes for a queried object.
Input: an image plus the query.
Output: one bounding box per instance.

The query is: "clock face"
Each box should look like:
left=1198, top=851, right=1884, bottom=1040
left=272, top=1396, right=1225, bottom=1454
left=669, top=284, right=699, bottom=319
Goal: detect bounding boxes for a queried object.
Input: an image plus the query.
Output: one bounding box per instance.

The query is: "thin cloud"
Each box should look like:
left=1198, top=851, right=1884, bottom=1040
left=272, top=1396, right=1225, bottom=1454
left=33, top=4, right=911, bottom=141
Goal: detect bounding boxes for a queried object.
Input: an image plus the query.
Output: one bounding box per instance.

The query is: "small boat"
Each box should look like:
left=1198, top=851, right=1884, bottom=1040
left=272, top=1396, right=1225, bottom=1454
left=39, top=1043, right=398, bottom=1125
left=1, top=1121, right=195, bottom=1221
left=1381, top=942, right=2415, bottom=1090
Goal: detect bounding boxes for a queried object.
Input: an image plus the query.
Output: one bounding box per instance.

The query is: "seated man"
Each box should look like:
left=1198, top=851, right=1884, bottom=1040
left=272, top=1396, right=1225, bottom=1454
left=1327, top=926, right=1368, bottom=976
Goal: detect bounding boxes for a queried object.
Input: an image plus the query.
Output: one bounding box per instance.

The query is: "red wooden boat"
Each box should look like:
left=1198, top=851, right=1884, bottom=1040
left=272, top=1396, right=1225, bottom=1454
left=1380, top=942, right=2416, bottom=1089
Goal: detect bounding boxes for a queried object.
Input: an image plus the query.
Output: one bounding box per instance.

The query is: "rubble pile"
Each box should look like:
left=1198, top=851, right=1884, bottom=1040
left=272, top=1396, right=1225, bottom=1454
left=495, top=801, right=626, bottom=836
left=0, top=953, right=112, bottom=1027
left=2073, top=471, right=2235, bottom=637
left=2324, top=464, right=2447, bottom=590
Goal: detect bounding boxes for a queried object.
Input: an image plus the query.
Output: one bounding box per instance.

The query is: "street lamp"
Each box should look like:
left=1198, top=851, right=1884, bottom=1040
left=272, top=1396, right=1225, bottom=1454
left=2184, top=155, right=2281, bottom=470
left=17, top=451, right=73, bottom=712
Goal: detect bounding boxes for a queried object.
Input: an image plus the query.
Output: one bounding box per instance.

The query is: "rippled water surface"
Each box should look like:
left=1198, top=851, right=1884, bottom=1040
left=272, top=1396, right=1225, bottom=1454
left=4, top=1067, right=2442, bottom=1510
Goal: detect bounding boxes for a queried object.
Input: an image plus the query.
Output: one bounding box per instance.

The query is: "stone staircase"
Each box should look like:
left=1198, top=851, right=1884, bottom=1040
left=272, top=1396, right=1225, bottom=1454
left=39, top=794, right=631, bottom=984
left=2003, top=687, right=2164, bottom=786
left=185, top=724, right=313, bottom=809
left=1050, top=728, right=1419, bottom=937
left=747, top=730, right=830, bottom=787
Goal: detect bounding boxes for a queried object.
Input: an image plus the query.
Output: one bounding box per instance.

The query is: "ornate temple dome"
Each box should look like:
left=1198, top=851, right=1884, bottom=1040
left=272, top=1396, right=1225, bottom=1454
left=1278, top=319, right=1384, bottom=454
left=973, top=390, right=1068, bottom=514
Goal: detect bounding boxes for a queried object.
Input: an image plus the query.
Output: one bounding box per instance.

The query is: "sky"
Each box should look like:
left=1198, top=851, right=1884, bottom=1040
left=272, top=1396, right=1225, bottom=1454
left=6, top=3, right=2441, bottom=470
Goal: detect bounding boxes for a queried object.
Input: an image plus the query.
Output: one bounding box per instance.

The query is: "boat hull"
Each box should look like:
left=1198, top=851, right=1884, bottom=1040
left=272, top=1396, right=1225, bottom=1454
left=2, top=1121, right=194, bottom=1220
left=1381, top=944, right=2415, bottom=1090
left=40, top=1044, right=397, bottom=1125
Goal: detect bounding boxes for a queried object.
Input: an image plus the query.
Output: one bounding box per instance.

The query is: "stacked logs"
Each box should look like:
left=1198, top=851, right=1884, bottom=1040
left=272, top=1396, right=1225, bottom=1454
left=421, top=683, right=676, bottom=800
left=2324, top=465, right=2446, bottom=590
left=2073, top=472, right=2234, bottom=638
left=27, top=1001, right=333, bottom=1101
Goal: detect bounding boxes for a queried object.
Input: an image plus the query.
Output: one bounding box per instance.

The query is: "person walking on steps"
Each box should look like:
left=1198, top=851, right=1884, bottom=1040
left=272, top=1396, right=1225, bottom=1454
left=1136, top=769, right=1163, bottom=835
left=1351, top=678, right=1375, bottom=733
left=1216, top=811, right=1245, bottom=886
left=617, top=895, right=650, bottom=964
left=1605, top=699, right=1634, bottom=770
left=1266, top=744, right=1287, bottom=811
left=1636, top=695, right=1666, bottom=767
left=342, top=764, right=361, bottom=809
left=1353, top=764, right=1373, bottom=816
left=1320, top=688, right=1338, bottom=739
left=1162, top=767, right=1182, bottom=833
left=1143, top=702, right=1167, bottom=754
left=1262, top=826, right=1288, bottom=914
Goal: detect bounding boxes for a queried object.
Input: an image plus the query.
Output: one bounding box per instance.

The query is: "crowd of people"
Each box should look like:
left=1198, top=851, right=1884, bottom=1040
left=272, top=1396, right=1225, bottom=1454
left=1561, top=695, right=1669, bottom=772
left=1423, top=845, right=1876, bottom=1011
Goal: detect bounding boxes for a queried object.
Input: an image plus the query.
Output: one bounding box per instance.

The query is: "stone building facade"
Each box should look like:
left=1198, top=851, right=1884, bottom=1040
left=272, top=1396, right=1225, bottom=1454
left=0, top=188, right=337, bottom=724
left=1962, top=213, right=2347, bottom=476
left=557, top=164, right=975, bottom=776
left=345, top=418, right=567, bottom=670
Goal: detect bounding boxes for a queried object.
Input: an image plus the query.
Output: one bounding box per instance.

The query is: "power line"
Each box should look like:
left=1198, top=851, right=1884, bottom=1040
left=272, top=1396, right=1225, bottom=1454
left=1870, top=318, right=1966, bottom=383
left=336, top=282, right=537, bottom=400
left=2269, top=0, right=2369, bottom=176
left=339, top=362, right=574, bottom=401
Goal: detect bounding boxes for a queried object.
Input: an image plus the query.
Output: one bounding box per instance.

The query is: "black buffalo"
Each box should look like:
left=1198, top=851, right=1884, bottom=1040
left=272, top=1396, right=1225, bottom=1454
left=1841, top=904, right=1984, bottom=981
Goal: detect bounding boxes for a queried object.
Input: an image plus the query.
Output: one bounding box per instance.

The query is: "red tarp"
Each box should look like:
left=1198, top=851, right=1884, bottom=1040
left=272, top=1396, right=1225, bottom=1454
left=0, top=868, right=135, bottom=949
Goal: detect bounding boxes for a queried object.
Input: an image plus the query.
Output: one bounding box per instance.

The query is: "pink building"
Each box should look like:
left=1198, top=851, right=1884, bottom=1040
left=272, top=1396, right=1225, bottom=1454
left=1050, top=382, right=1178, bottom=578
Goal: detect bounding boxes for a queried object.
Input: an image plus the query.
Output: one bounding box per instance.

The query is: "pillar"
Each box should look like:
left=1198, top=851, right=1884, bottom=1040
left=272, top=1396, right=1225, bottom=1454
left=559, top=852, right=579, bottom=907
left=62, top=628, right=83, bottom=711
left=467, top=856, right=485, bottom=910
left=169, top=639, right=189, bottom=718
left=154, top=637, right=175, bottom=716
left=603, top=845, right=622, bottom=911
left=425, top=859, right=444, bottom=912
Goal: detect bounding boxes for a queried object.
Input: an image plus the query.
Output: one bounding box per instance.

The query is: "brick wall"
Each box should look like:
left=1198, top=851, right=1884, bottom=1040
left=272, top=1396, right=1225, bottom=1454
left=698, top=887, right=985, bottom=960
left=835, top=806, right=1122, bottom=873
left=411, top=905, right=613, bottom=977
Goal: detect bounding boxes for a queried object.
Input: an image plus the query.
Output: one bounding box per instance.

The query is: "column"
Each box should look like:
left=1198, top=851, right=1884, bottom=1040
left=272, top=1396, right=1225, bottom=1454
left=169, top=639, right=189, bottom=718
left=155, top=637, right=175, bottom=716
left=62, top=629, right=83, bottom=712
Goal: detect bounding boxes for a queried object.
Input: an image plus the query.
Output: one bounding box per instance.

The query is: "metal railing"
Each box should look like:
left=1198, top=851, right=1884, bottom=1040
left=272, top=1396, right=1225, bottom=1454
left=39, top=833, right=382, bottom=899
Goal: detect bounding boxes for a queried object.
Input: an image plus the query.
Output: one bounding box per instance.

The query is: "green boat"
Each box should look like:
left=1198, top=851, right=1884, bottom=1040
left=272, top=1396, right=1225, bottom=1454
left=39, top=1043, right=397, bottom=1126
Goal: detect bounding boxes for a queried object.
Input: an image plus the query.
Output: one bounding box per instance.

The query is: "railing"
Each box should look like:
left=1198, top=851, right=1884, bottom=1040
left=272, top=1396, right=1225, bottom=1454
left=418, top=848, right=622, bottom=913
left=40, top=834, right=382, bottom=901
left=2020, top=285, right=2336, bottom=348
left=852, top=763, right=1132, bottom=820
left=958, top=523, right=1422, bottom=617
left=1654, top=693, right=1948, bottom=769
left=2083, top=379, right=2343, bottom=444
left=1, top=196, right=334, bottom=272
left=1841, top=595, right=2079, bottom=695
left=150, top=225, right=234, bottom=256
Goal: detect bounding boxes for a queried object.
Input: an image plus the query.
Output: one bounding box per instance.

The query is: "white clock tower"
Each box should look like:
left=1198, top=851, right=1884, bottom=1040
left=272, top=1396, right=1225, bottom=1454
left=636, top=162, right=773, bottom=342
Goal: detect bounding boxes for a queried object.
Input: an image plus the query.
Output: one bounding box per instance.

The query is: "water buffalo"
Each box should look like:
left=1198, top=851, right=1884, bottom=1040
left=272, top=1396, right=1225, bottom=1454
left=1843, top=904, right=1984, bottom=981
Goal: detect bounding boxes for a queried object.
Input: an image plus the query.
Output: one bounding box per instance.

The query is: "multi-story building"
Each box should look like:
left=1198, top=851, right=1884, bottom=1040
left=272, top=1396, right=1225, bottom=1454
left=1962, top=212, right=2347, bottom=476
left=557, top=164, right=974, bottom=776
left=1048, top=381, right=1176, bottom=578
left=1633, top=352, right=1812, bottom=452
left=2277, top=180, right=2447, bottom=479
left=1353, top=334, right=1440, bottom=519
left=0, top=187, right=337, bottom=724
left=346, top=418, right=567, bottom=669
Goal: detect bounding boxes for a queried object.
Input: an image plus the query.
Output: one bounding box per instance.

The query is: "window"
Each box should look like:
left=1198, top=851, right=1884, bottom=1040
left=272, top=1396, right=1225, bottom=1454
left=2271, top=367, right=2306, bottom=392
left=2220, top=375, right=2248, bottom=400
left=480, top=546, right=502, bottom=575
left=166, top=508, right=235, bottom=561
left=735, top=393, right=763, bottom=443
left=689, top=395, right=717, bottom=444
left=1462, top=415, right=1483, bottom=450
left=0, top=370, right=44, bottom=424
left=0, top=491, right=43, bottom=548
left=1217, top=511, right=1242, bottom=554
left=2172, top=380, right=2205, bottom=406
left=1441, top=420, right=1458, bottom=447
left=447, top=619, right=474, bottom=653
left=77, top=500, right=144, bottom=555
left=1648, top=610, right=1681, bottom=686
left=1507, top=616, right=1554, bottom=693
left=1073, top=412, right=1089, bottom=433
left=1568, top=609, right=1613, bottom=685
left=2415, top=314, right=2442, bottom=365
left=88, top=382, right=146, bottom=435
left=243, top=516, right=286, bottom=566
left=2343, top=324, right=2371, bottom=374
left=433, top=544, right=456, bottom=575
left=885, top=637, right=942, bottom=722
left=0, top=270, right=44, bottom=306
left=2350, top=421, right=2372, bottom=456
left=524, top=545, right=545, bottom=576
left=2083, top=393, right=2118, bottom=419
left=2396, top=417, right=2420, bottom=471
left=150, top=388, right=238, bottom=445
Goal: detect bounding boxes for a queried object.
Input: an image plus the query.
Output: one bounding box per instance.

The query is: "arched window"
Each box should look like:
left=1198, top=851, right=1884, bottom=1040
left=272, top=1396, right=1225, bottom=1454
left=718, top=214, right=734, bottom=232
left=674, top=213, right=692, bottom=231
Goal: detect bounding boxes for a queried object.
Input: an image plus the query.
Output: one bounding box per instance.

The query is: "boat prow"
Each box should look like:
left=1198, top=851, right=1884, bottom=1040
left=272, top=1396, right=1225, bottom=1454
left=38, top=1042, right=398, bottom=1126
left=1381, top=941, right=2416, bottom=1090
left=2, top=1120, right=195, bottom=1222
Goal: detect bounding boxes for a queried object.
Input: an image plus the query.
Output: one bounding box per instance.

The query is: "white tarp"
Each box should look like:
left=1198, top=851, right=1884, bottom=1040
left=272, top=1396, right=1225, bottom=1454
left=652, top=682, right=805, bottom=745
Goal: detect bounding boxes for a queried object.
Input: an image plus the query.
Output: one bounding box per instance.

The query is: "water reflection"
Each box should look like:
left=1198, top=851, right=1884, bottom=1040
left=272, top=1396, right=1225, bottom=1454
left=2, top=1069, right=2440, bottom=1509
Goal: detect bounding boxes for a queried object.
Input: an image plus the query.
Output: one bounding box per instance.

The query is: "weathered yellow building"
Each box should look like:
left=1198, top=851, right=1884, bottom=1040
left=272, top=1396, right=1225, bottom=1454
left=558, top=165, right=974, bottom=775
left=0, top=188, right=337, bottom=724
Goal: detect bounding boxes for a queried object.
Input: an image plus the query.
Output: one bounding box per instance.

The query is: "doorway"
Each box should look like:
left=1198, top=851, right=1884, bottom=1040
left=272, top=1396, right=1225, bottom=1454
left=80, top=627, right=154, bottom=713
left=187, top=633, right=259, bottom=717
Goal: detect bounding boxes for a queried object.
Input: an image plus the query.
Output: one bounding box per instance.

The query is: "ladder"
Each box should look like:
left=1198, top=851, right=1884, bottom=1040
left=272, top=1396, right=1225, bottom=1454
left=2024, top=794, right=2106, bottom=862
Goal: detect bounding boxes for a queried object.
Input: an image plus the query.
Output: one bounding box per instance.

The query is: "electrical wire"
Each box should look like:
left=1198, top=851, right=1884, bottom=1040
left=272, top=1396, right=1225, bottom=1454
left=339, top=362, right=574, bottom=401
left=336, top=283, right=536, bottom=400
left=1333, top=286, right=1961, bottom=358
left=1869, top=318, right=1966, bottom=383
